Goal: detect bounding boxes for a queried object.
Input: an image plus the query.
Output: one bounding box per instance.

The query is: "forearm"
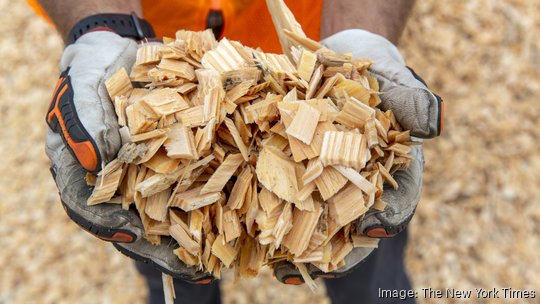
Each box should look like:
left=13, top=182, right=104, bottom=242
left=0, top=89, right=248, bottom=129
left=321, top=0, right=415, bottom=44
left=37, top=0, right=143, bottom=42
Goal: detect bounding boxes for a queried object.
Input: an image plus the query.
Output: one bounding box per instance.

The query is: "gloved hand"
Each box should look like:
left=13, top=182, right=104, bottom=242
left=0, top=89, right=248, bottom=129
left=46, top=31, right=212, bottom=283
left=274, top=29, right=443, bottom=284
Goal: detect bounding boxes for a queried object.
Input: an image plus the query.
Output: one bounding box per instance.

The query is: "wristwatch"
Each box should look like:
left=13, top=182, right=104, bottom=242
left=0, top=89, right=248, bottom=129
left=66, top=12, right=155, bottom=45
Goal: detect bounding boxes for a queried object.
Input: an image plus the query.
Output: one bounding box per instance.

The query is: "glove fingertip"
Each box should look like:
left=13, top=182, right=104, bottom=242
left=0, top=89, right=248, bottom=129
left=406, top=66, right=444, bottom=138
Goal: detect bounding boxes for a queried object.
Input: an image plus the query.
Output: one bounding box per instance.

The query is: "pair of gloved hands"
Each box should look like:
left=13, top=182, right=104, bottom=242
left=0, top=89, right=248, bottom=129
left=46, top=28, right=442, bottom=284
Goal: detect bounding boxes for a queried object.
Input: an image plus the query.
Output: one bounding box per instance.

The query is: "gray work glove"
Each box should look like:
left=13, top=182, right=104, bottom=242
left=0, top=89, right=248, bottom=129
left=46, top=31, right=212, bottom=283
left=274, top=29, right=443, bottom=284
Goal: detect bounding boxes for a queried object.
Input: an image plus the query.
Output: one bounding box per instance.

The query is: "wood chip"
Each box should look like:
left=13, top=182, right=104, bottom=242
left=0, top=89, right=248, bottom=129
left=105, top=68, right=133, bottom=100
left=256, top=147, right=298, bottom=202
left=286, top=103, right=320, bottom=145
left=313, top=166, right=348, bottom=201
left=211, top=234, right=237, bottom=268
left=297, top=49, right=317, bottom=82
left=282, top=202, right=323, bottom=256
left=201, top=153, right=244, bottom=194
left=333, top=165, right=377, bottom=195
left=169, top=185, right=221, bottom=211
left=87, top=160, right=124, bottom=205
left=227, top=166, right=253, bottom=210
left=158, top=59, right=195, bottom=81
left=320, top=131, right=365, bottom=170
left=169, top=224, right=200, bottom=256
left=164, top=124, right=198, bottom=159
left=328, top=183, right=369, bottom=226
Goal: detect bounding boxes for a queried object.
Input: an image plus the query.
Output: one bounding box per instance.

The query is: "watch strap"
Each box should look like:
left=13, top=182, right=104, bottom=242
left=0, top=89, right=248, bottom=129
left=66, top=12, right=155, bottom=45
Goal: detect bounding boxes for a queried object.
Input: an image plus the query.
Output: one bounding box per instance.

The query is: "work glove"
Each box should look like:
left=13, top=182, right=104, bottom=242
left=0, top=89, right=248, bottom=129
left=274, top=29, right=444, bottom=284
left=46, top=31, right=213, bottom=283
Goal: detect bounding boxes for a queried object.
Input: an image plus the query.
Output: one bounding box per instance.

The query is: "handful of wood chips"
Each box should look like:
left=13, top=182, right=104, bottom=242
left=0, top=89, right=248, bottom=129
left=86, top=1, right=415, bottom=282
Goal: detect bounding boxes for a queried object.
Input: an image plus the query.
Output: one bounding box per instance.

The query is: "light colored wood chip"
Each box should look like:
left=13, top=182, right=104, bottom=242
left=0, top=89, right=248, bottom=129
left=313, top=166, right=348, bottom=201
left=315, top=75, right=339, bottom=99
left=223, top=209, right=242, bottom=242
left=246, top=81, right=271, bottom=96
left=295, top=182, right=316, bottom=202
left=227, top=166, right=253, bottom=210
left=282, top=202, right=323, bottom=256
left=114, top=96, right=129, bottom=127
left=297, top=49, right=317, bottom=82
left=173, top=247, right=199, bottom=266
left=169, top=224, right=200, bottom=256
left=336, top=96, right=375, bottom=129
left=256, top=146, right=298, bottom=202
left=136, top=168, right=182, bottom=198
left=330, top=235, right=353, bottom=266
left=352, top=235, right=380, bottom=248
left=125, top=102, right=158, bottom=135
left=331, top=79, right=370, bottom=104
left=145, top=149, right=181, bottom=174
left=333, top=165, right=377, bottom=195
left=201, top=38, right=246, bottom=73
left=119, top=164, right=137, bottom=209
left=258, top=187, right=284, bottom=214
left=377, top=162, right=399, bottom=190
left=130, top=64, right=153, bottom=82
left=211, top=234, right=237, bottom=268
left=295, top=262, right=319, bottom=292
left=388, top=130, right=411, bottom=143
left=222, top=68, right=262, bottom=86
left=140, top=88, right=190, bottom=116
left=224, top=117, right=249, bottom=161
left=282, top=29, right=322, bottom=53
left=328, top=183, right=368, bottom=226
left=164, top=124, right=198, bottom=159
left=130, top=129, right=168, bottom=142
left=387, top=143, right=412, bottom=155
left=305, top=65, right=324, bottom=100
left=202, top=86, right=224, bottom=122
left=272, top=202, right=293, bottom=248
left=302, top=158, right=324, bottom=185
left=169, top=185, right=221, bottom=211
left=158, top=59, right=195, bottom=80
left=364, top=118, right=379, bottom=148
left=145, top=188, right=172, bottom=222
left=188, top=209, right=204, bottom=243
left=87, top=160, right=124, bottom=205
left=200, top=153, right=244, bottom=194
left=136, top=44, right=162, bottom=65
left=195, top=118, right=216, bottom=156
left=320, top=131, right=365, bottom=170
left=286, top=103, right=320, bottom=145
left=162, top=273, right=176, bottom=304
left=238, top=237, right=266, bottom=278
left=147, top=218, right=171, bottom=236
left=176, top=106, right=206, bottom=128
left=226, top=80, right=253, bottom=103
left=136, top=136, right=168, bottom=164
left=105, top=68, right=133, bottom=100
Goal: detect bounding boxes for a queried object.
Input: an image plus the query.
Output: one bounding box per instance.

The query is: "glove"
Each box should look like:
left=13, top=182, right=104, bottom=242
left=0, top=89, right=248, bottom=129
left=46, top=31, right=213, bottom=283
left=274, top=29, right=443, bottom=284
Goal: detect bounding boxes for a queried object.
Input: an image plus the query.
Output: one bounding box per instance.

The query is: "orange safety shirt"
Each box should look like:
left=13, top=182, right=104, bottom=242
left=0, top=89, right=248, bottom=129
left=27, top=0, right=323, bottom=53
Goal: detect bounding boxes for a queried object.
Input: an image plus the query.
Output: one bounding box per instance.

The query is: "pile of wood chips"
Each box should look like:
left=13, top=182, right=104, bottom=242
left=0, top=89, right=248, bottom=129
left=86, top=0, right=415, bottom=283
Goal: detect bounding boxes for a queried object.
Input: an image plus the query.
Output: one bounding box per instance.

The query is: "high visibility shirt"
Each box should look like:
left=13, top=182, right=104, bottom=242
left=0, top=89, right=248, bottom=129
left=27, top=0, right=323, bottom=53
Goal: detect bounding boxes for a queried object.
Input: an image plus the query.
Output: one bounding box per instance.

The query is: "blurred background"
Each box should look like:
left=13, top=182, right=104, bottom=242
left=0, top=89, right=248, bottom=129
left=1, top=0, right=539, bottom=303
